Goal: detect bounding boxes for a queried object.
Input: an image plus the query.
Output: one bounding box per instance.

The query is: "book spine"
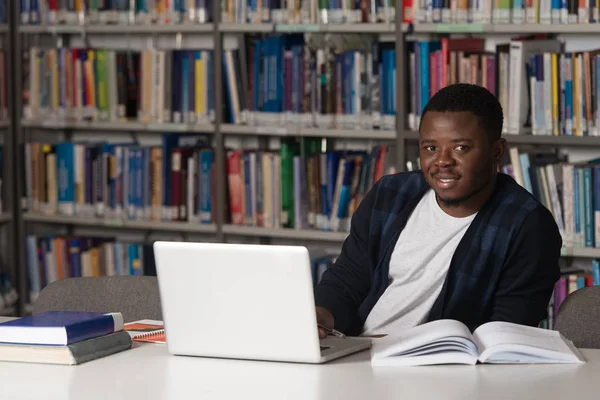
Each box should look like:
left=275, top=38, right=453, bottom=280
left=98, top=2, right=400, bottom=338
left=65, top=312, right=124, bottom=345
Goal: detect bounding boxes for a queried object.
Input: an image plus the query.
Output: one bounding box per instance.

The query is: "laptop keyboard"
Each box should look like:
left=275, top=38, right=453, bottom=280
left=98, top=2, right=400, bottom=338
left=320, top=346, right=331, bottom=352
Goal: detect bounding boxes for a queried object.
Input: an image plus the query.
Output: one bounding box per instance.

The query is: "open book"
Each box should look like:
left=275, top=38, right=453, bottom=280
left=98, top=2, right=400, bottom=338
left=370, top=320, right=585, bottom=366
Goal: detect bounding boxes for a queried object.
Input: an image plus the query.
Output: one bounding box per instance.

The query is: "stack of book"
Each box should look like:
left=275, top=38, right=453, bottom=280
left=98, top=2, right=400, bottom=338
left=0, top=311, right=132, bottom=365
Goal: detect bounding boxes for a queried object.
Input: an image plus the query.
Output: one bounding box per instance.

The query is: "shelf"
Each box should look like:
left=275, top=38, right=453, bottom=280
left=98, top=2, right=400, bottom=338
left=19, top=22, right=404, bottom=35
left=0, top=120, right=9, bottom=129
left=403, top=130, right=600, bottom=146
left=19, top=23, right=213, bottom=34
left=316, top=23, right=396, bottom=33
left=221, top=124, right=397, bottom=139
left=219, top=22, right=401, bottom=33
left=300, top=127, right=396, bottom=139
left=410, top=23, right=600, bottom=34
left=562, top=247, right=600, bottom=258
left=219, top=23, right=275, bottom=32
left=21, top=119, right=216, bottom=133
left=23, top=213, right=218, bottom=233
left=502, top=134, right=600, bottom=146
left=0, top=25, right=8, bottom=33
left=222, top=225, right=349, bottom=241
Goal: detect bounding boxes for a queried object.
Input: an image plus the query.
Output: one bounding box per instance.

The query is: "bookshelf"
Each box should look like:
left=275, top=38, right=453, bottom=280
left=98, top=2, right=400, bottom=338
left=7, top=1, right=600, bottom=321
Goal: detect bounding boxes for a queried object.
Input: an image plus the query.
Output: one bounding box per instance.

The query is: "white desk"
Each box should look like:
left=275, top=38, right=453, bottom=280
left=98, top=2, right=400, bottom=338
left=0, top=316, right=599, bottom=400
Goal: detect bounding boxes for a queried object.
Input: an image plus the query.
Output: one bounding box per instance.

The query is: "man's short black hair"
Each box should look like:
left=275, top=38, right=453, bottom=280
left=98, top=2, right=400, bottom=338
left=419, top=83, right=503, bottom=143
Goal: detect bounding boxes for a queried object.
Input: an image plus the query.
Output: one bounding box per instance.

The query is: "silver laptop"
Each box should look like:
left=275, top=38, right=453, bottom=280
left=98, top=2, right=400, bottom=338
left=153, top=241, right=372, bottom=363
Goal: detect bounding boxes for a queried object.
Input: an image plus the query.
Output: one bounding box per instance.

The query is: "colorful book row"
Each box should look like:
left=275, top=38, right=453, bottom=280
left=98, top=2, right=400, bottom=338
left=22, top=133, right=215, bottom=223
left=230, top=35, right=396, bottom=130
left=408, top=0, right=600, bottom=24
left=406, top=37, right=600, bottom=137
left=225, top=139, right=394, bottom=232
left=503, top=148, right=600, bottom=249
left=20, top=0, right=213, bottom=25
left=23, top=47, right=216, bottom=126
left=541, top=261, right=600, bottom=329
left=25, top=235, right=157, bottom=303
left=222, top=0, right=396, bottom=24
left=406, top=37, right=496, bottom=131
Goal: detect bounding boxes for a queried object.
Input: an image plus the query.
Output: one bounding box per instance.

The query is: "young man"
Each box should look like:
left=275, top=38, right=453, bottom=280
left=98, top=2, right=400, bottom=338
left=315, top=83, right=562, bottom=338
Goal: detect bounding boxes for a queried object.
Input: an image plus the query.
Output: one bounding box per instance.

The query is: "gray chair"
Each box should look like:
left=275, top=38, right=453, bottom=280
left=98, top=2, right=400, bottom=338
left=554, top=285, right=600, bottom=349
left=32, top=276, right=162, bottom=323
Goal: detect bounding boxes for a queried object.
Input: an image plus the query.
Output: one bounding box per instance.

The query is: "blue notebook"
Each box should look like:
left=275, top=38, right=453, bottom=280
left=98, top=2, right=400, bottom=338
left=0, top=311, right=124, bottom=346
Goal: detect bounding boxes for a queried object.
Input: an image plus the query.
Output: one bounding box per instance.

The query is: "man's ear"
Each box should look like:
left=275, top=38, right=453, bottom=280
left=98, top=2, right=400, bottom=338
left=493, top=138, right=507, bottom=165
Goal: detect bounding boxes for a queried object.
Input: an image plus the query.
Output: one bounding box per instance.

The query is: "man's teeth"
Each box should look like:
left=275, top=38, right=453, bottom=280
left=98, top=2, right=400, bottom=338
left=440, top=178, right=457, bottom=182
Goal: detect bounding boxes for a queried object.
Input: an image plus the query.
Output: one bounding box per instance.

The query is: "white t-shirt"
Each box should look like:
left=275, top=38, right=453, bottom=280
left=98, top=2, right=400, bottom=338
left=361, top=189, right=477, bottom=336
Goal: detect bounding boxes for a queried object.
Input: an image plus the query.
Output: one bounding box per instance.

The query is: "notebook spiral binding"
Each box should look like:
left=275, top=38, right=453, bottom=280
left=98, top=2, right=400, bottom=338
left=133, top=329, right=165, bottom=339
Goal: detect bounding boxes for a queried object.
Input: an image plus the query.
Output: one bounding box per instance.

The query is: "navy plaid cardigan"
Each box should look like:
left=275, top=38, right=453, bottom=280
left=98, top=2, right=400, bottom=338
left=315, top=171, right=562, bottom=336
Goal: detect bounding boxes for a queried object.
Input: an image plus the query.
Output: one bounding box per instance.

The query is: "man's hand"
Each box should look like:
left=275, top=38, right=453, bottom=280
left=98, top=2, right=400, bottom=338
left=316, top=307, right=334, bottom=339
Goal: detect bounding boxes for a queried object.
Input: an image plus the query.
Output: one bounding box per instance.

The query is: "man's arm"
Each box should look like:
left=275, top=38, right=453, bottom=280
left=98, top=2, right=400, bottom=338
left=490, top=206, right=562, bottom=326
left=314, top=179, right=382, bottom=333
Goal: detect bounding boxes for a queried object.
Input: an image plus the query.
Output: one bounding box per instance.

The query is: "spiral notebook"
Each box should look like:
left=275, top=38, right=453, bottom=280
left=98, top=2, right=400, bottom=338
left=124, top=320, right=166, bottom=344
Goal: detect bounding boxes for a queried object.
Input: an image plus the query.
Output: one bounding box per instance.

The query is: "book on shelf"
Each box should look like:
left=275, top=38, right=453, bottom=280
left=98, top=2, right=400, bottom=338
left=552, top=265, right=600, bottom=321
left=22, top=136, right=394, bottom=233
left=502, top=148, right=600, bottom=250
left=19, top=0, right=214, bottom=25
left=231, top=34, right=397, bottom=131
left=226, top=140, right=393, bottom=232
left=22, top=133, right=216, bottom=224
left=406, top=37, right=583, bottom=136
left=539, top=266, right=600, bottom=331
left=25, top=235, right=157, bottom=303
left=22, top=47, right=215, bottom=127
left=370, top=319, right=585, bottom=367
left=19, top=36, right=402, bottom=131
left=24, top=233, right=337, bottom=302
left=408, top=0, right=600, bottom=24
left=18, top=0, right=398, bottom=25
left=221, top=0, right=396, bottom=23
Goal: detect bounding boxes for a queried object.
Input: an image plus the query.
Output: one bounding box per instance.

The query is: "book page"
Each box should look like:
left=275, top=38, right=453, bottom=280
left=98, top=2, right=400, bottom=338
left=474, top=321, right=584, bottom=363
left=371, top=319, right=477, bottom=360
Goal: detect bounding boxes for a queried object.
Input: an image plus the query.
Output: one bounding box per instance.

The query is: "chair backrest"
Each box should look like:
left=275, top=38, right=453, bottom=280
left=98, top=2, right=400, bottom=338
left=554, top=285, right=600, bottom=349
left=32, top=276, right=162, bottom=323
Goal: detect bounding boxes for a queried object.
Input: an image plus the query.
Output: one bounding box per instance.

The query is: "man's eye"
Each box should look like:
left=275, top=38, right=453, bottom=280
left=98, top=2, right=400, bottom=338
left=456, top=145, right=468, bottom=151
left=425, top=146, right=436, bottom=151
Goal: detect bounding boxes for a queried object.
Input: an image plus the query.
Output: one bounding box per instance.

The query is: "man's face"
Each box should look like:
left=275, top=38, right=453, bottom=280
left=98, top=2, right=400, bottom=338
left=419, top=111, right=503, bottom=209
